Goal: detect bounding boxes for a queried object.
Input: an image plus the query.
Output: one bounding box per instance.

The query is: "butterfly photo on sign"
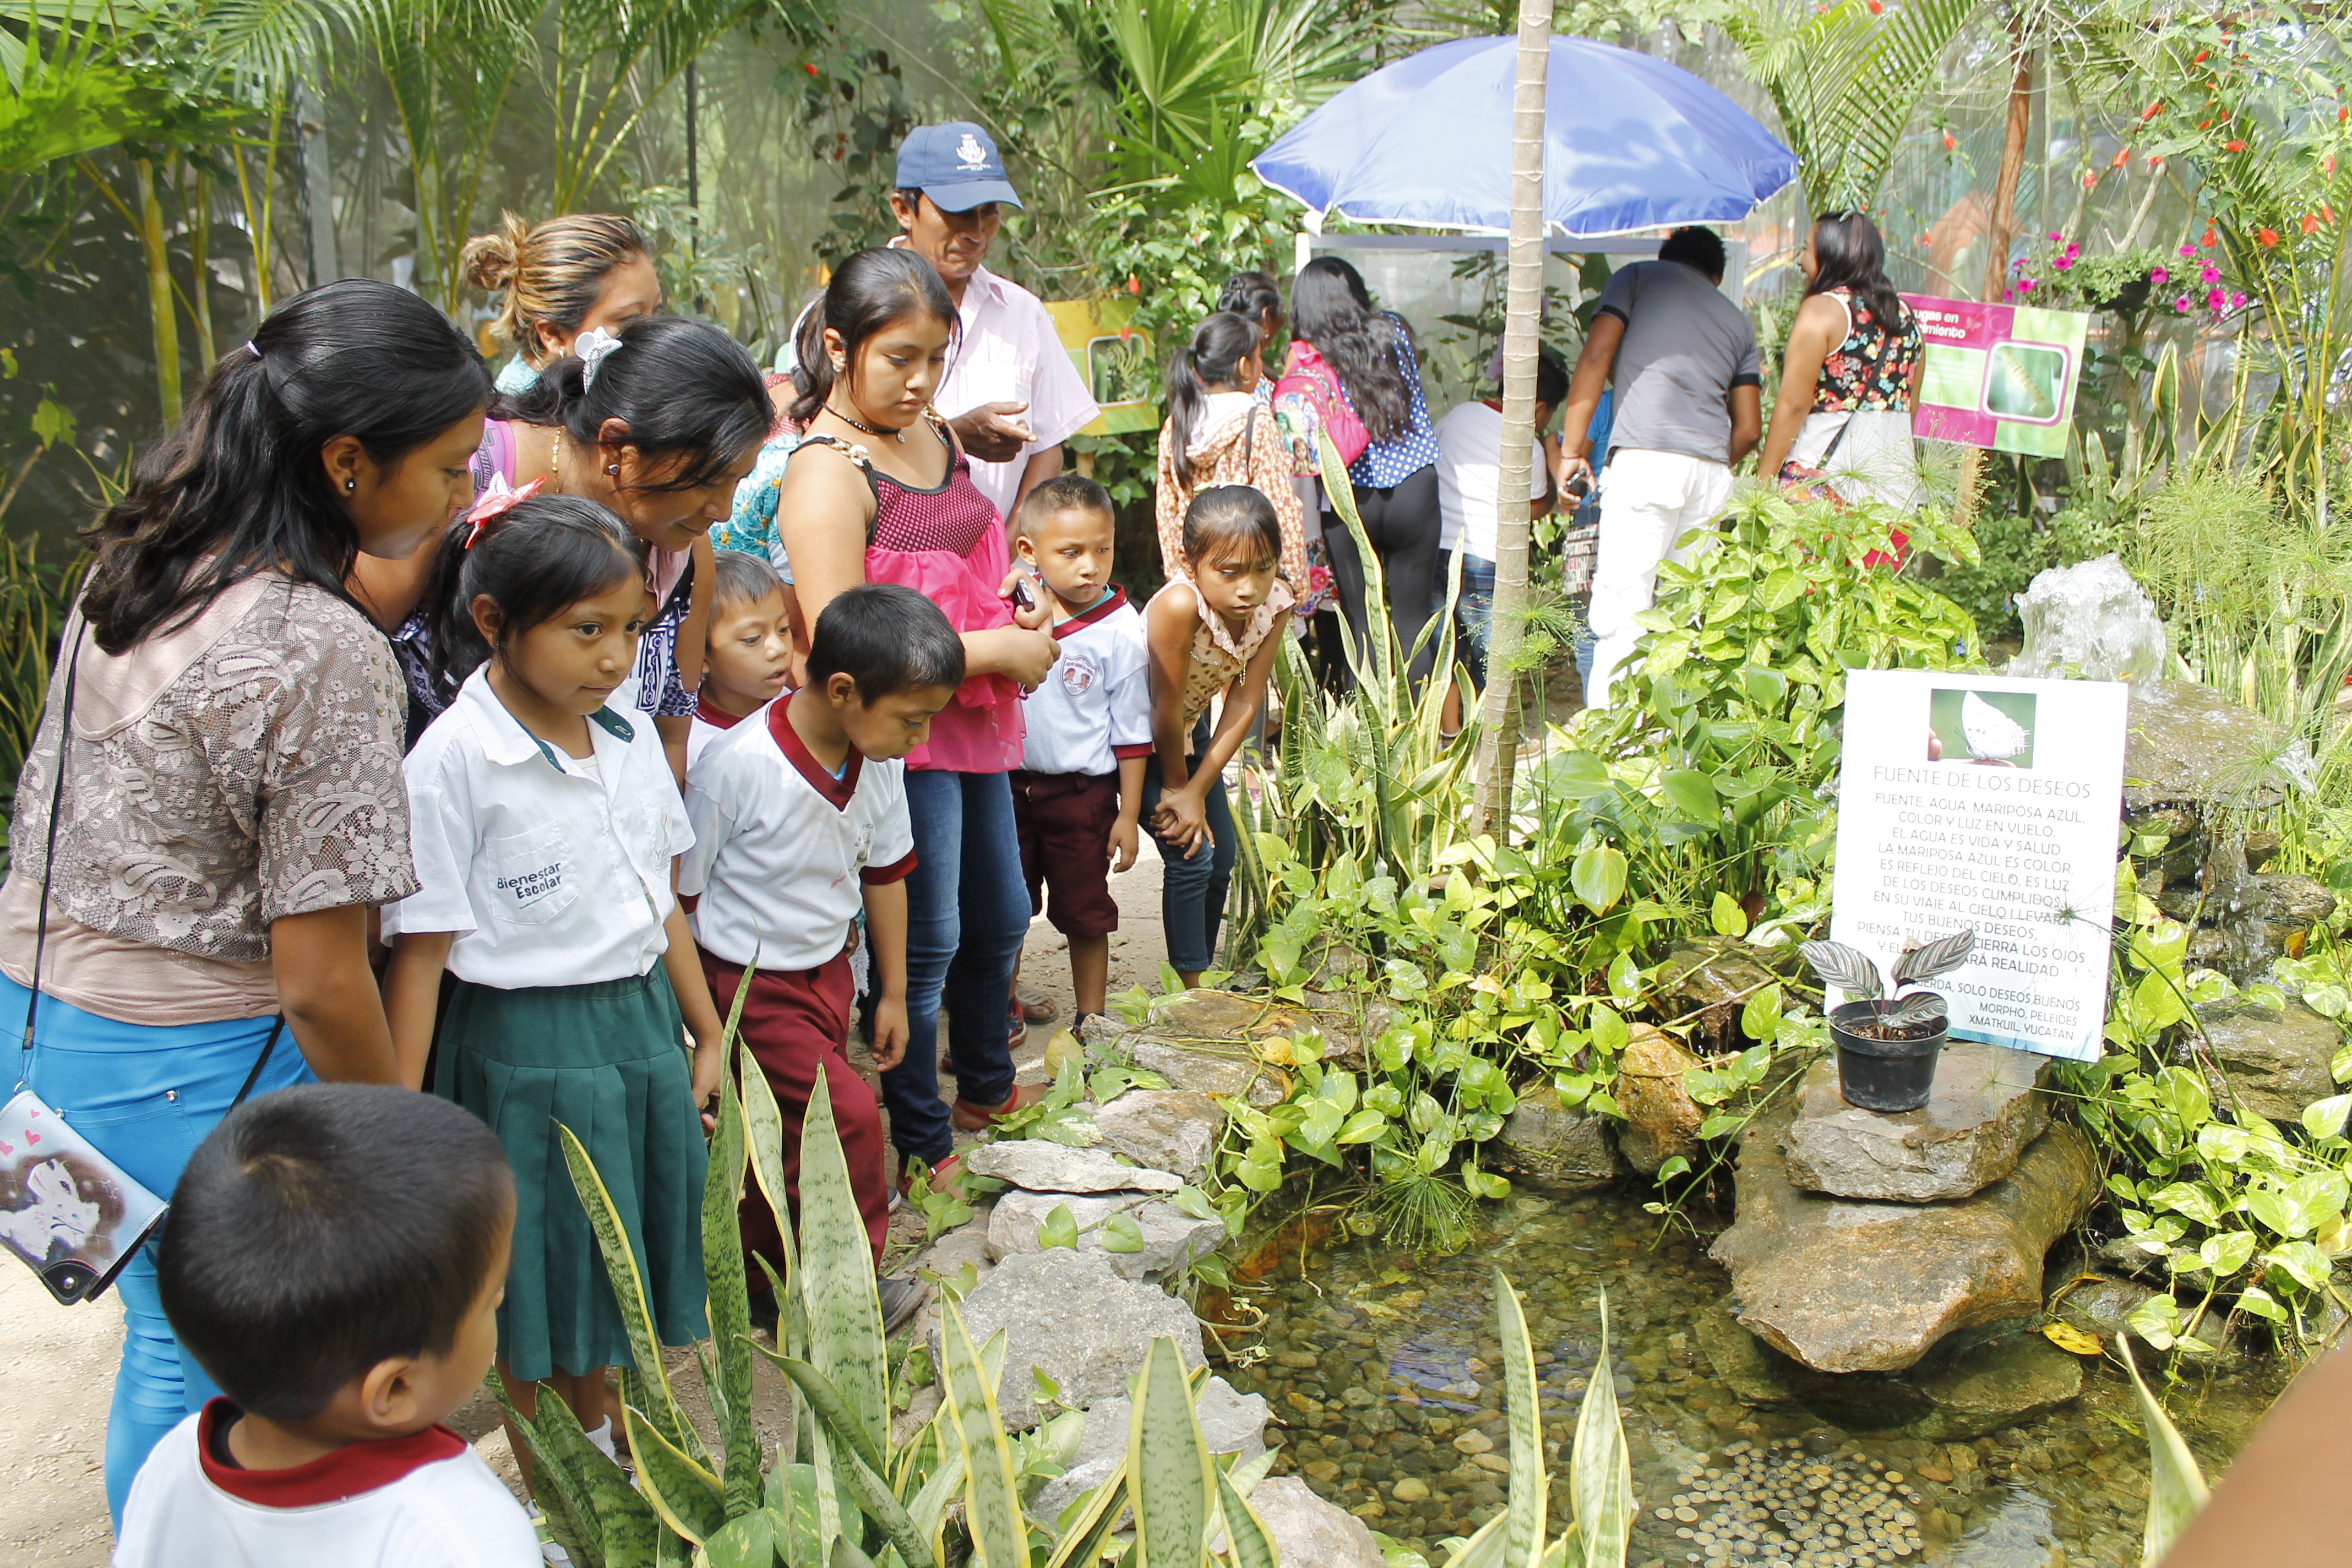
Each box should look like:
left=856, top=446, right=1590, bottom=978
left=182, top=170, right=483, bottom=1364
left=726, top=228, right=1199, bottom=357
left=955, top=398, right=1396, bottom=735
left=1928, top=688, right=2037, bottom=769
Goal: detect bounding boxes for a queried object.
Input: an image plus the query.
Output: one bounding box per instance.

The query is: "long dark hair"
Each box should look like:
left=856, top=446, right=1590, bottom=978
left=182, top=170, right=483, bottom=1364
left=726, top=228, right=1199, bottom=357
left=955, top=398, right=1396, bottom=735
left=1217, top=270, right=1282, bottom=334
left=1804, top=211, right=1907, bottom=339
left=496, top=313, right=768, bottom=494
left=789, top=248, right=959, bottom=427
left=80, top=278, right=491, bottom=654
left=428, top=493, right=642, bottom=690
left=1291, top=256, right=1409, bottom=444
left=1164, top=312, right=1261, bottom=488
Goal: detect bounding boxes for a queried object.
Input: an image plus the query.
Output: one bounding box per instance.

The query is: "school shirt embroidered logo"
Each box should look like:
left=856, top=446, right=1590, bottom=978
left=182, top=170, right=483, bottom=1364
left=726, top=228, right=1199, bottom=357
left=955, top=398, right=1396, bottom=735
left=1059, top=650, right=1099, bottom=698
left=496, top=859, right=565, bottom=910
left=956, top=133, right=988, bottom=168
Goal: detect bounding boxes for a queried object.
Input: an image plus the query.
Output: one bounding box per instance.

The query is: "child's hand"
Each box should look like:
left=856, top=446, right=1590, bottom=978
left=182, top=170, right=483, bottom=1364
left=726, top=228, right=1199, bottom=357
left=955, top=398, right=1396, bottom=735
left=689, top=1030, right=723, bottom=1133
left=1153, top=790, right=1214, bottom=858
left=870, top=996, right=910, bottom=1072
left=1108, top=816, right=1140, bottom=872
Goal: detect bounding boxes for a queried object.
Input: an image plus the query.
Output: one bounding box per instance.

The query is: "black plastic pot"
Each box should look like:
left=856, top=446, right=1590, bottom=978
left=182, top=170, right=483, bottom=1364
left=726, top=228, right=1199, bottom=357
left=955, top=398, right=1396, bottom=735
left=1830, top=999, right=1946, bottom=1112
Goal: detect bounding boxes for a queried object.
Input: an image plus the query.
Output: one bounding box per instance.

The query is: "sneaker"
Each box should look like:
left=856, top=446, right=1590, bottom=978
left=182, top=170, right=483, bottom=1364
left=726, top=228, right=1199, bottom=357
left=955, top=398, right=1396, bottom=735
left=951, top=1082, right=1048, bottom=1132
left=1073, top=1011, right=1106, bottom=1044
left=879, top=1273, right=933, bottom=1336
left=1007, top=995, right=1029, bottom=1047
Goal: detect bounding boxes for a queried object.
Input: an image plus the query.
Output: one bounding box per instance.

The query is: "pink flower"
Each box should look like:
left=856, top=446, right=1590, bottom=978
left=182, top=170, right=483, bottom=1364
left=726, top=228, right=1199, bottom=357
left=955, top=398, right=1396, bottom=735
left=2208, top=286, right=2227, bottom=309
left=2179, top=243, right=2197, bottom=257
left=2230, top=291, right=2246, bottom=308
left=2173, top=295, right=2193, bottom=313
left=2199, top=263, right=2221, bottom=284
left=2054, top=256, right=2073, bottom=270
left=2018, top=277, right=2037, bottom=291
left=2048, top=231, right=2063, bottom=242
left=2150, top=267, right=2170, bottom=283
left=2065, top=242, right=2081, bottom=258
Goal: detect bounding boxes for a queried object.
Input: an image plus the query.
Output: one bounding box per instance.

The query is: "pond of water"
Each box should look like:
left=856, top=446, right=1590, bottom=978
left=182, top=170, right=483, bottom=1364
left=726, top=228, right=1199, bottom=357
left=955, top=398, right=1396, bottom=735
left=1219, top=1188, right=2285, bottom=1568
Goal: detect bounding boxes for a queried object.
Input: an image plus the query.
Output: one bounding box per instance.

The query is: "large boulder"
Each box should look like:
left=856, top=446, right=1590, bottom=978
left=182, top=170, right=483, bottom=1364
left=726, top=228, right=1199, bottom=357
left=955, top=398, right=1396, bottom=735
left=1612, top=1025, right=1704, bottom=1174
left=2123, top=680, right=2294, bottom=812
left=1489, top=1086, right=1624, bottom=1189
left=1779, top=1046, right=2049, bottom=1202
left=1088, top=1089, right=1223, bottom=1182
left=963, top=1141, right=1183, bottom=1194
left=1660, top=941, right=1784, bottom=1055
left=940, top=1249, right=1205, bottom=1429
left=1709, top=1100, right=2099, bottom=1373
left=1027, top=1375, right=1268, bottom=1528
left=2195, top=998, right=2341, bottom=1124
left=1248, top=1477, right=1387, bottom=1568
left=986, top=1189, right=1223, bottom=1281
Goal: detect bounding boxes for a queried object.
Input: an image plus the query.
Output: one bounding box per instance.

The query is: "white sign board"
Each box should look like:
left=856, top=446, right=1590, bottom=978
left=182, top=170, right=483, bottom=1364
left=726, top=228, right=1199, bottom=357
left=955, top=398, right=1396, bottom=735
left=1827, top=669, right=2129, bottom=1061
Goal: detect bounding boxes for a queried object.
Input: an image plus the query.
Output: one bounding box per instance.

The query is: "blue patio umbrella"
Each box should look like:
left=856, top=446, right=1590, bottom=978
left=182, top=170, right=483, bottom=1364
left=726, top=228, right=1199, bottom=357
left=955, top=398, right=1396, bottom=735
left=1251, top=36, right=1796, bottom=237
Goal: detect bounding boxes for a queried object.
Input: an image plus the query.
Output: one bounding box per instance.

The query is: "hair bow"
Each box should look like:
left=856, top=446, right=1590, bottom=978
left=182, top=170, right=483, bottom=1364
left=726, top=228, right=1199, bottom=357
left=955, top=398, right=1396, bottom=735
left=575, top=326, right=624, bottom=388
left=461, top=475, right=545, bottom=549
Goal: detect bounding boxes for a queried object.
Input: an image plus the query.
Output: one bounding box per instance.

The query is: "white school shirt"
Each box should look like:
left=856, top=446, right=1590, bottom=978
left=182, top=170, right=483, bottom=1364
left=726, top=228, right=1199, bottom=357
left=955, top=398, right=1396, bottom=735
left=113, top=1403, right=541, bottom=1568
left=1019, top=586, right=1152, bottom=778
left=1435, top=400, right=1548, bottom=562
left=383, top=668, right=692, bottom=988
left=677, top=700, right=918, bottom=972
left=687, top=694, right=753, bottom=775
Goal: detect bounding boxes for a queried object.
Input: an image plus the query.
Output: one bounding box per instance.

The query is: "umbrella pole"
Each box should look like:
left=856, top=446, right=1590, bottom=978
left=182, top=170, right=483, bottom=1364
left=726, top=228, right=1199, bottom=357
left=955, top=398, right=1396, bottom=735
left=1473, top=0, right=1554, bottom=837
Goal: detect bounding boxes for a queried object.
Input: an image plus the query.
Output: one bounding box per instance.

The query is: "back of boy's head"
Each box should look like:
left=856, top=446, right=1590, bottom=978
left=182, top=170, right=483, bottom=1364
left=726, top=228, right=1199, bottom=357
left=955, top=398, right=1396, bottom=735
left=807, top=582, right=965, bottom=701
left=157, top=1084, right=513, bottom=1424
left=427, top=491, right=641, bottom=692
left=1015, top=472, right=1113, bottom=540
left=711, top=546, right=785, bottom=614
left=1658, top=225, right=1727, bottom=282
left=1180, top=484, right=1281, bottom=568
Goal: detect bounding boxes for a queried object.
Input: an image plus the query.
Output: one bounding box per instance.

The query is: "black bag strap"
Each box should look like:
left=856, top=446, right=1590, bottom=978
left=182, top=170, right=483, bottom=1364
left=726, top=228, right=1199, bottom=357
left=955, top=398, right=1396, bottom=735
left=1817, top=413, right=1853, bottom=467
left=19, top=621, right=282, bottom=1105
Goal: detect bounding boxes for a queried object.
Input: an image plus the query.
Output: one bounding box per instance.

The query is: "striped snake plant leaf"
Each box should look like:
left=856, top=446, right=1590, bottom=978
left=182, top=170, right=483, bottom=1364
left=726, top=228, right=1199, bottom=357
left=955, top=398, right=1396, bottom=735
left=1542, top=1522, right=1583, bottom=1568
left=1571, top=1292, right=1634, bottom=1568
left=905, top=1434, right=968, bottom=1561
left=799, top=1064, right=891, bottom=1462
left=805, top=1408, right=847, bottom=1557
left=821, top=1420, right=939, bottom=1568
left=622, top=1400, right=728, bottom=1546
left=761, top=1353, right=892, bottom=1491
left=698, top=1508, right=777, bottom=1568
left=1494, top=1270, right=1548, bottom=1565
left=738, top=1027, right=803, bottom=1288
left=556, top=1122, right=700, bottom=1462
left=489, top=1370, right=619, bottom=1567
left=939, top=1300, right=1032, bottom=1568
left=2117, top=1336, right=2209, bottom=1566
left=656, top=1525, right=691, bottom=1568
left=1215, top=1458, right=1280, bottom=1568
left=1042, top=1453, right=1130, bottom=1568
left=829, top=1534, right=881, bottom=1568
left=771, top=1463, right=826, bottom=1566
left=1128, top=1337, right=1214, bottom=1568
left=1797, top=940, right=1885, bottom=1004
left=1892, top=929, right=1975, bottom=988
left=701, top=1038, right=764, bottom=1519
left=1441, top=1509, right=1508, bottom=1568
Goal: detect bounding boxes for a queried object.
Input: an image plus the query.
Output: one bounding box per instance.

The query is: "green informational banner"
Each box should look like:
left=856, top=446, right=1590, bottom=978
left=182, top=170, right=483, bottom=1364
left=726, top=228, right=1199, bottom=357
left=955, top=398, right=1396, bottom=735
left=1902, top=295, right=2091, bottom=459
left=1046, top=297, right=1159, bottom=437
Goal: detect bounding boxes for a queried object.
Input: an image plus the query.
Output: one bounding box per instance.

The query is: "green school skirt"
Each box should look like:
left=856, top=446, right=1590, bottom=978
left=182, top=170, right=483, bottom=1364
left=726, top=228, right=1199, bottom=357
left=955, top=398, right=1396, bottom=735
left=435, top=967, right=709, bottom=1383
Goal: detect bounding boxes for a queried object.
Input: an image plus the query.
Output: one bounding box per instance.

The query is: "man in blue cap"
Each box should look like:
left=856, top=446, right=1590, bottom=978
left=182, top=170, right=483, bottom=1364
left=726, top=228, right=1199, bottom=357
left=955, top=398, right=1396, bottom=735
left=889, top=121, right=1098, bottom=527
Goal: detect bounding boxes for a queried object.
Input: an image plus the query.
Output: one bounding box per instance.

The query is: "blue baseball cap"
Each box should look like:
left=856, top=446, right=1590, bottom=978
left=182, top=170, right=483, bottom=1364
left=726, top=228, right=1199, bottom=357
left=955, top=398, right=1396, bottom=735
left=894, top=122, right=1023, bottom=213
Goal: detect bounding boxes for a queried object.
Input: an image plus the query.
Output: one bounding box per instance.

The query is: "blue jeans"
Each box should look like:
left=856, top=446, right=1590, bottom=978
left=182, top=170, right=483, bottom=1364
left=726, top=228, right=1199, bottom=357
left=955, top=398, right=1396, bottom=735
left=881, top=769, right=1027, bottom=1166
left=1451, top=553, right=1496, bottom=691
left=1142, top=748, right=1237, bottom=974
left=1, top=975, right=311, bottom=1523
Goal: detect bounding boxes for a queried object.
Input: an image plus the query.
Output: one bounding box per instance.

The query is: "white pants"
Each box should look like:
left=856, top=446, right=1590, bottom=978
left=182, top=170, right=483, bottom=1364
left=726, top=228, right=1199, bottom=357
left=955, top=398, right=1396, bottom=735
left=1584, top=449, right=1734, bottom=707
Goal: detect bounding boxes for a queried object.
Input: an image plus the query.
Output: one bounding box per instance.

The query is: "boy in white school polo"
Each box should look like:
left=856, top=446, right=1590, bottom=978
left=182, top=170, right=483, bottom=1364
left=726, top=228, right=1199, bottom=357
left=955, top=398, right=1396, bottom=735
left=117, top=1085, right=538, bottom=1568
left=678, top=585, right=959, bottom=1330
left=1006, top=476, right=1149, bottom=1041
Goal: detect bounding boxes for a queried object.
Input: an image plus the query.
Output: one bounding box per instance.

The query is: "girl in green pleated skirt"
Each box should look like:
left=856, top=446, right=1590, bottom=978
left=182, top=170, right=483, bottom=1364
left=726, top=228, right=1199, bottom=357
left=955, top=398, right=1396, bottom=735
left=380, top=496, right=728, bottom=1482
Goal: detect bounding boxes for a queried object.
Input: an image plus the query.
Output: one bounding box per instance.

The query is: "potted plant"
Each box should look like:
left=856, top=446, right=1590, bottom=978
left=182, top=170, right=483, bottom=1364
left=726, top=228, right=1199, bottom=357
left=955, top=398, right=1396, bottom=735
left=1799, top=930, right=1977, bottom=1112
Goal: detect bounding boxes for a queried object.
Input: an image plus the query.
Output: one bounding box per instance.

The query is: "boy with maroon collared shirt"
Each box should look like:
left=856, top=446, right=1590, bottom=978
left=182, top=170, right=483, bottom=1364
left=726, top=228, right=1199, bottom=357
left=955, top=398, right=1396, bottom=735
left=678, top=584, right=959, bottom=1335
left=689, top=550, right=793, bottom=773
left=118, top=1085, right=537, bottom=1568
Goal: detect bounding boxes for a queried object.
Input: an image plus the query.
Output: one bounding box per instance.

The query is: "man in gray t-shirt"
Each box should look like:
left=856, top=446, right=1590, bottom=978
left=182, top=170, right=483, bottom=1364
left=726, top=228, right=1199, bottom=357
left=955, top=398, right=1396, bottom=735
left=1556, top=226, right=1763, bottom=707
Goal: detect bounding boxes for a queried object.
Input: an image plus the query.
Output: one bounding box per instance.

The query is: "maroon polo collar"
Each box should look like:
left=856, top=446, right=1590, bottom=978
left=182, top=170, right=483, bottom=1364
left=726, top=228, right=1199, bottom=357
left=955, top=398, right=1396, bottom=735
left=769, top=699, right=864, bottom=811
left=1051, top=584, right=1128, bottom=640
left=195, top=1400, right=466, bottom=1509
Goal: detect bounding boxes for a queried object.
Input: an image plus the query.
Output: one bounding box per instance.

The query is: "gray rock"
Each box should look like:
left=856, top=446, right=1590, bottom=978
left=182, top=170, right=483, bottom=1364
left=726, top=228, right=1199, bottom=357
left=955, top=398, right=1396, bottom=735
left=1247, top=1477, right=1387, bottom=1568
left=2052, top=1273, right=2159, bottom=1346
left=1490, top=1086, right=1624, bottom=1189
left=1780, top=1046, right=2049, bottom=1201
left=1661, top=941, right=1783, bottom=1055
left=2124, top=680, right=2293, bottom=812
left=1709, top=1098, right=2099, bottom=1373
left=986, top=1189, right=1223, bottom=1280
left=1123, top=1037, right=1288, bottom=1107
left=939, top=1248, right=1204, bottom=1429
left=1115, top=989, right=1302, bottom=1107
left=1028, top=1376, right=1268, bottom=1527
left=2255, top=873, right=2338, bottom=938
left=1088, top=1090, right=1223, bottom=1182
left=963, top=1140, right=1184, bottom=1194
left=2195, top=998, right=2341, bottom=1123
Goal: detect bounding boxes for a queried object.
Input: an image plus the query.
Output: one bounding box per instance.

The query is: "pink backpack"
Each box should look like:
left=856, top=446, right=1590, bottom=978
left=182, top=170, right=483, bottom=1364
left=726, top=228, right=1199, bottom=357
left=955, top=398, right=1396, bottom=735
left=1272, top=340, right=1371, bottom=474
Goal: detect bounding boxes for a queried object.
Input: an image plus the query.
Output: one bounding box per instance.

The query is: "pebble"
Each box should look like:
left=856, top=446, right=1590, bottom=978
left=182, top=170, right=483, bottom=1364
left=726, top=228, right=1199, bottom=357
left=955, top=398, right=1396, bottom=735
left=1393, top=1477, right=1431, bottom=1502
left=1454, top=1431, right=1495, bottom=1454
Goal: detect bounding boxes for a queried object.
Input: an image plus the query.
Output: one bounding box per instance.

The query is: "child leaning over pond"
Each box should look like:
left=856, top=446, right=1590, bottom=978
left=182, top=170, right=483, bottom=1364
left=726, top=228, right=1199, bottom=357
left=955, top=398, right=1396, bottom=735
left=380, top=493, right=724, bottom=1504
left=1144, top=486, right=1295, bottom=988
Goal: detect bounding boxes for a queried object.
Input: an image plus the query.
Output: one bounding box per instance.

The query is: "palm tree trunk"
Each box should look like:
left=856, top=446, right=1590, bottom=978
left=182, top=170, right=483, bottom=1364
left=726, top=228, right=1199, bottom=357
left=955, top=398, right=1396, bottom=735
left=134, top=155, right=183, bottom=423
left=1472, top=0, right=1553, bottom=836
left=1953, top=11, right=2033, bottom=533
left=186, top=161, right=217, bottom=369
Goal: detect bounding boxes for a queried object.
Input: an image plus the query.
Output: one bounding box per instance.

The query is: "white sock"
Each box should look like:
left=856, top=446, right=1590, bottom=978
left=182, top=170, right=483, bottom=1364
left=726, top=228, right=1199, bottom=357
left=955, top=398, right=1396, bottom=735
left=585, top=1417, right=617, bottom=1462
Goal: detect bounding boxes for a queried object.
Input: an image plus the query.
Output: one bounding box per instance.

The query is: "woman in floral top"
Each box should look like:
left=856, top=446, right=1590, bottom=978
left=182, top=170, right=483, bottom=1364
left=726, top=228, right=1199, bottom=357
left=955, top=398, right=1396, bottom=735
left=0, top=280, right=490, bottom=1520
left=1756, top=211, right=1926, bottom=522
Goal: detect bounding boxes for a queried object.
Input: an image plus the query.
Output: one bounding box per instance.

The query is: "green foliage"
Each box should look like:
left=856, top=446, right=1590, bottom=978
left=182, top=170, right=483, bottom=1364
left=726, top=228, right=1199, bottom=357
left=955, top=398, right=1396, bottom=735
left=1932, top=498, right=2125, bottom=645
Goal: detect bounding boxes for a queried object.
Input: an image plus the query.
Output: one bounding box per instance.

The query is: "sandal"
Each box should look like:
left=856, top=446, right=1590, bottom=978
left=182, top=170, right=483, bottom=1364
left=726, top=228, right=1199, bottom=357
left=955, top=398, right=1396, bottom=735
left=951, top=1082, right=1049, bottom=1132
left=1015, top=984, right=1059, bottom=1024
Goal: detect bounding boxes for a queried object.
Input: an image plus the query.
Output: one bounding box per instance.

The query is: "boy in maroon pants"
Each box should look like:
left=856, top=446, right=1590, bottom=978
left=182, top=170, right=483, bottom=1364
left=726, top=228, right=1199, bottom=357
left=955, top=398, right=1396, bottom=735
left=678, top=585, right=960, bottom=1333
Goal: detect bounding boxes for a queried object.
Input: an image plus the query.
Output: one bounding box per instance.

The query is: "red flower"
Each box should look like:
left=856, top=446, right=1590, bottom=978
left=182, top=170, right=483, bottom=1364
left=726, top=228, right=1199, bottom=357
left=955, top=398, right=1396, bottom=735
left=2192, top=48, right=2209, bottom=63
left=1126, top=275, right=1140, bottom=295
left=2258, top=227, right=2279, bottom=247
left=2225, top=140, right=2245, bottom=151
left=2304, top=214, right=2321, bottom=235
left=802, top=61, right=818, bottom=75
left=2202, top=227, right=2218, bottom=247
left=1865, top=0, right=1882, bottom=12
left=2082, top=172, right=2098, bottom=188
left=2327, top=155, right=2338, bottom=173
left=2142, top=102, right=2162, bottom=121
left=2111, top=148, right=2131, bottom=167
left=2326, top=206, right=2339, bottom=225
left=1942, top=131, right=1957, bottom=151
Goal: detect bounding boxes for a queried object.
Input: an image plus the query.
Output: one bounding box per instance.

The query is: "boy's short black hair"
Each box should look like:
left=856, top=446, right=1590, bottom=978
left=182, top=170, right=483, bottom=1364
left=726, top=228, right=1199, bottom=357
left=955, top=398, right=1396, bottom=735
left=1658, top=225, right=1728, bottom=282
left=711, top=547, right=785, bottom=614
left=807, top=582, right=966, bottom=701
left=1016, top=472, right=1114, bottom=538
left=1536, top=346, right=1570, bottom=409
left=157, top=1084, right=513, bottom=1423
